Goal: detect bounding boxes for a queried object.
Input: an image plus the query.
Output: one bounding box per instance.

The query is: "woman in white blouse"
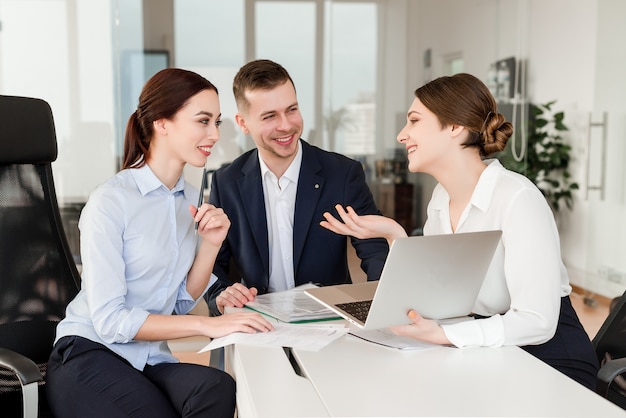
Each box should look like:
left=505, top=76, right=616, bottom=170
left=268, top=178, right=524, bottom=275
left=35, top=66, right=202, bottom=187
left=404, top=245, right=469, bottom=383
left=320, top=73, right=599, bottom=390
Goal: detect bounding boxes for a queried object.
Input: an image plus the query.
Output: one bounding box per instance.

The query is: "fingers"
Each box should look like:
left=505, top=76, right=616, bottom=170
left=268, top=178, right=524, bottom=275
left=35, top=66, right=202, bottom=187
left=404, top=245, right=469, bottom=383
left=207, top=312, right=274, bottom=338
left=320, top=212, right=350, bottom=236
left=219, top=314, right=273, bottom=334
left=389, top=310, right=422, bottom=337
left=216, top=283, right=256, bottom=312
left=320, top=205, right=361, bottom=237
left=390, top=310, right=450, bottom=345
left=389, top=311, right=424, bottom=338
left=389, top=324, right=414, bottom=338
left=321, top=205, right=381, bottom=241
left=234, top=312, right=274, bottom=333
left=194, top=204, right=231, bottom=233
left=335, top=204, right=366, bottom=232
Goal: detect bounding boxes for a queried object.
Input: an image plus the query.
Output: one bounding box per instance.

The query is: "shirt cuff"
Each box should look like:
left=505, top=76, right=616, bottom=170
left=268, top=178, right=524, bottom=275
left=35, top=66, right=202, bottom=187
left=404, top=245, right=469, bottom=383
left=441, top=315, right=505, bottom=348
left=175, top=273, right=218, bottom=314
left=118, top=307, right=150, bottom=343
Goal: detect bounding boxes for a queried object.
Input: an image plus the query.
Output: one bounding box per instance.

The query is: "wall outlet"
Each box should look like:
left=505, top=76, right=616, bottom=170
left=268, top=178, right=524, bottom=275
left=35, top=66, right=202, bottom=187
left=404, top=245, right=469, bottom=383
left=599, top=266, right=626, bottom=286
left=608, top=271, right=626, bottom=285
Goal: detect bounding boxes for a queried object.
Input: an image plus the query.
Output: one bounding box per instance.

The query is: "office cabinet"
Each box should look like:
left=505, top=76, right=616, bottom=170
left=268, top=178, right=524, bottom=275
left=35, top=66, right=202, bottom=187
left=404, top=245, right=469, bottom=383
left=371, top=182, right=414, bottom=234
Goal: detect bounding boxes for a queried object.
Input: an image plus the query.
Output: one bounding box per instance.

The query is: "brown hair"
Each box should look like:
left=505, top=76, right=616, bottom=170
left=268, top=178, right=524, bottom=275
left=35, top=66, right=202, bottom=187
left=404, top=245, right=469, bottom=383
left=122, top=68, right=218, bottom=169
left=232, top=59, right=295, bottom=112
left=415, top=73, right=513, bottom=158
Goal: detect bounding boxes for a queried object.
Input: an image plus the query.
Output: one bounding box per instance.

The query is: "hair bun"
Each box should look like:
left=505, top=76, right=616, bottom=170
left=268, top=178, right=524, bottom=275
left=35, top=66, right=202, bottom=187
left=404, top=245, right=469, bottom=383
left=482, top=112, right=513, bottom=156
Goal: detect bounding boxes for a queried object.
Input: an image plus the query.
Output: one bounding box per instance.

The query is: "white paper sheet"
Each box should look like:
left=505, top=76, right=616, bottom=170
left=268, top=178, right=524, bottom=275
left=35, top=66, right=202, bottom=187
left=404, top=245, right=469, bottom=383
left=198, top=323, right=349, bottom=353
left=348, top=328, right=440, bottom=350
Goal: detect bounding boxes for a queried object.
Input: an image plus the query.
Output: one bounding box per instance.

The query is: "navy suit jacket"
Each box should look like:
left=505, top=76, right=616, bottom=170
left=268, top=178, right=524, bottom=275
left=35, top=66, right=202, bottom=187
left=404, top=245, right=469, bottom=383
left=204, top=140, right=389, bottom=315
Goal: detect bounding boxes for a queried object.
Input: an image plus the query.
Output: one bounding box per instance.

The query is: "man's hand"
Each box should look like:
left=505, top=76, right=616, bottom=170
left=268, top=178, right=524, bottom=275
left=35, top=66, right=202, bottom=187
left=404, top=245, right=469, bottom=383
left=216, top=283, right=258, bottom=314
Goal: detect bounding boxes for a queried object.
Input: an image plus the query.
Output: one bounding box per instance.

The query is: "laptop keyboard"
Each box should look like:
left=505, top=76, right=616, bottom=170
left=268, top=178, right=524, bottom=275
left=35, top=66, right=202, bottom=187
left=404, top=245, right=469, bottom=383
left=336, top=300, right=373, bottom=323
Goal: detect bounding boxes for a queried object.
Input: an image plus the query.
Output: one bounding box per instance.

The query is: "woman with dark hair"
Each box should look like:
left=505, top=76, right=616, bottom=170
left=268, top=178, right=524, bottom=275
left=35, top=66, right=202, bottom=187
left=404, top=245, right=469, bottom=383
left=320, top=73, right=599, bottom=390
left=46, top=68, right=273, bottom=417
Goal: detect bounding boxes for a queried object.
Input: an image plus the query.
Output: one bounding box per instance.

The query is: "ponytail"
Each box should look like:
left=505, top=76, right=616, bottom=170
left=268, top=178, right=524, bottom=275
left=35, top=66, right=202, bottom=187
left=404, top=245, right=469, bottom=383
left=122, top=111, right=149, bottom=169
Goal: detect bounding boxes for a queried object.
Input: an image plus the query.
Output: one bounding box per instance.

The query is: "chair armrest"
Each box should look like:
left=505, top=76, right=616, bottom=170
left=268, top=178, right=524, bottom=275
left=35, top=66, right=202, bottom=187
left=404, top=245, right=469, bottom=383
left=0, top=347, right=43, bottom=418
left=597, top=357, right=626, bottom=398
left=0, top=347, right=43, bottom=386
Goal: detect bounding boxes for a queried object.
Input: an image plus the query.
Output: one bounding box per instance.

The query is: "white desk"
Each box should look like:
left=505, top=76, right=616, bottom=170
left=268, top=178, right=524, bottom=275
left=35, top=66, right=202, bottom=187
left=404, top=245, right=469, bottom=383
left=225, top=332, right=625, bottom=417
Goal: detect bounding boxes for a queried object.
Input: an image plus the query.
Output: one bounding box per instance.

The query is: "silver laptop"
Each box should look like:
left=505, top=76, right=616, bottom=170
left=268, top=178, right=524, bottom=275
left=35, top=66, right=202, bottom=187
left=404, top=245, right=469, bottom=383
left=305, top=230, right=502, bottom=329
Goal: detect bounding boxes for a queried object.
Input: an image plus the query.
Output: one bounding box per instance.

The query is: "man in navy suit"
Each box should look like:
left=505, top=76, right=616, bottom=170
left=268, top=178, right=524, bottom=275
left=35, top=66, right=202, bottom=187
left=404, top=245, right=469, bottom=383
left=205, top=59, right=389, bottom=315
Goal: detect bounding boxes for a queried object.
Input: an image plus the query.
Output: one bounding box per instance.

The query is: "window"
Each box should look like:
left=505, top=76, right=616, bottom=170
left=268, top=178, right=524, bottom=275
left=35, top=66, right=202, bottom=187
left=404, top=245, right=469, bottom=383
left=174, top=0, right=247, bottom=170
left=173, top=0, right=380, bottom=160
left=324, top=1, right=377, bottom=155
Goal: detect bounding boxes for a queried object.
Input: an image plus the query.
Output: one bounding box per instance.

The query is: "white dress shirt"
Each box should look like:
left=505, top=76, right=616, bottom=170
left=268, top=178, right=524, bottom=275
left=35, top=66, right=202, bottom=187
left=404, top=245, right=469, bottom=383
left=259, top=144, right=303, bottom=292
left=425, top=159, right=571, bottom=348
left=55, top=164, right=214, bottom=370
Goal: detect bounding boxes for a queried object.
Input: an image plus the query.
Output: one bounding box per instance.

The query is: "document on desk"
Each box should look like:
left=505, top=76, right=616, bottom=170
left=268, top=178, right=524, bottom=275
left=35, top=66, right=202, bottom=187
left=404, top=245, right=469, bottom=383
left=349, top=328, right=440, bottom=351
left=349, top=317, right=473, bottom=350
left=198, top=323, right=349, bottom=353
left=243, top=283, right=340, bottom=323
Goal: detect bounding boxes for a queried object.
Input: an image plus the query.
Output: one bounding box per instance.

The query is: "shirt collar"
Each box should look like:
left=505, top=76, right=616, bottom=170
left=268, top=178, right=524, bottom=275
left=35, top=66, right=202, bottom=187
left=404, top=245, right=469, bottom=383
left=131, top=164, right=186, bottom=196
left=430, top=158, right=503, bottom=213
left=471, top=159, right=502, bottom=212
left=258, top=139, right=303, bottom=184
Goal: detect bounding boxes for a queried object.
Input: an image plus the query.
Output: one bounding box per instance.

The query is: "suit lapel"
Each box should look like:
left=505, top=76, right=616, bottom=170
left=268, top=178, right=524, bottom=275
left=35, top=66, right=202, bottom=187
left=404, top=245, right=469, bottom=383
left=237, top=151, right=270, bottom=275
left=293, top=141, right=324, bottom=273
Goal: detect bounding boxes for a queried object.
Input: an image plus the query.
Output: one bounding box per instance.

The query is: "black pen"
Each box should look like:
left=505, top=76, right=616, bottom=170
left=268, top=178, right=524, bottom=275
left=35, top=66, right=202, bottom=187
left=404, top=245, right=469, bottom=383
left=195, top=167, right=207, bottom=234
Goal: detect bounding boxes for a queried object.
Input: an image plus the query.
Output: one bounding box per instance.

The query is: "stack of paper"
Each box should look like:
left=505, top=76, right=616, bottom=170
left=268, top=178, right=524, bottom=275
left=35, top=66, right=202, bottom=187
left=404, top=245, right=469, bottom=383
left=244, top=284, right=340, bottom=323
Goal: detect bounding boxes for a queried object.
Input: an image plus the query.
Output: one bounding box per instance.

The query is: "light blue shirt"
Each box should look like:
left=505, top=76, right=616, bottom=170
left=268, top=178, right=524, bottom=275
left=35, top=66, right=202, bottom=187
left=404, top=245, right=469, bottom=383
left=55, top=164, right=214, bottom=370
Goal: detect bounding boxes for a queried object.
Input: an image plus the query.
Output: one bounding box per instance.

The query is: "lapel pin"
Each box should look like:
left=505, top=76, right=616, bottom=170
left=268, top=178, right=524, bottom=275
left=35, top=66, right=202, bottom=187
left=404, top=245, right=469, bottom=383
left=314, top=183, right=320, bottom=189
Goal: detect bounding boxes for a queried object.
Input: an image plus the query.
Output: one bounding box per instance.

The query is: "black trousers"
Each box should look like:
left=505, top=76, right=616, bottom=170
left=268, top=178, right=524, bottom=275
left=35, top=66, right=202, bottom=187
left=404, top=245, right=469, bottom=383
left=46, top=336, right=235, bottom=418
left=522, top=296, right=600, bottom=391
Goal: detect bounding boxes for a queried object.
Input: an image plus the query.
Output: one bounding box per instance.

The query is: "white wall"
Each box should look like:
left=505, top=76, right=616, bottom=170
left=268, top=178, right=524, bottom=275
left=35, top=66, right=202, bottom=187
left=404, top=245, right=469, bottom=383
left=566, top=0, right=626, bottom=297
left=2, top=0, right=622, bottom=297
left=0, top=0, right=117, bottom=201
left=407, top=0, right=626, bottom=298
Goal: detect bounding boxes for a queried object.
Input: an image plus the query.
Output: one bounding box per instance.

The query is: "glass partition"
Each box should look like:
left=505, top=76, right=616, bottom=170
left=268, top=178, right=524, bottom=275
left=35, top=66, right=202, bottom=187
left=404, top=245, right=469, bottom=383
left=2, top=0, right=625, bottom=301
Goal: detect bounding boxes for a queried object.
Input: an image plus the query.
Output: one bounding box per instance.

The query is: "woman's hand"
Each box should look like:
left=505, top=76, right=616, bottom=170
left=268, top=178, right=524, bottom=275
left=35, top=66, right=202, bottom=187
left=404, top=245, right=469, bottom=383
left=204, top=311, right=274, bottom=338
left=190, top=203, right=230, bottom=247
left=185, top=204, right=230, bottom=299
left=320, top=204, right=407, bottom=246
left=389, top=310, right=451, bottom=345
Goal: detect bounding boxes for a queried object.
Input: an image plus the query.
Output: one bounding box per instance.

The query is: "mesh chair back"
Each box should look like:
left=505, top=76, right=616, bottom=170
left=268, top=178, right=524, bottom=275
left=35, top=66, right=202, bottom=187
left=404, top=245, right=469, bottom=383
left=592, top=291, right=626, bottom=407
left=594, top=292, right=626, bottom=364
left=0, top=95, right=80, bottom=416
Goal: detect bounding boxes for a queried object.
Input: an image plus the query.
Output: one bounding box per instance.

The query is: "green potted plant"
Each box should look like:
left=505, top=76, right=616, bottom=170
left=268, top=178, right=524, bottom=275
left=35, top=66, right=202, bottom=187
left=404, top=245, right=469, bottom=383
left=499, top=100, right=579, bottom=211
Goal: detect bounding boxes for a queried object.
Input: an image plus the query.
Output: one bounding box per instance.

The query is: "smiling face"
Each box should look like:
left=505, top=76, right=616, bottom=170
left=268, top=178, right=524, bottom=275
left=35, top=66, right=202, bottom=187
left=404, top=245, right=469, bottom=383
left=162, top=89, right=221, bottom=168
left=235, top=80, right=303, bottom=173
left=396, top=97, right=456, bottom=175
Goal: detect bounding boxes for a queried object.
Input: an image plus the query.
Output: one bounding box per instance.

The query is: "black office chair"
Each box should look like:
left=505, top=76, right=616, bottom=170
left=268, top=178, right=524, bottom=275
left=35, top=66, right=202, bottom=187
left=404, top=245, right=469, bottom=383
left=592, top=290, right=626, bottom=409
left=0, top=95, right=81, bottom=417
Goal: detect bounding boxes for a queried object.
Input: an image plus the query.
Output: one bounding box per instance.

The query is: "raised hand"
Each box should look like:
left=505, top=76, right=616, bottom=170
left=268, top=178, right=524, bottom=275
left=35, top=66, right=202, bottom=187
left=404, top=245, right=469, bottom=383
left=320, top=204, right=407, bottom=246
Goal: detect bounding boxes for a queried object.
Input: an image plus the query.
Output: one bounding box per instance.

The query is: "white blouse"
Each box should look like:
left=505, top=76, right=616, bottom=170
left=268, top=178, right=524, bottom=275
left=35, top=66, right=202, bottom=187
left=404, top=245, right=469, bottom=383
left=424, top=159, right=571, bottom=348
